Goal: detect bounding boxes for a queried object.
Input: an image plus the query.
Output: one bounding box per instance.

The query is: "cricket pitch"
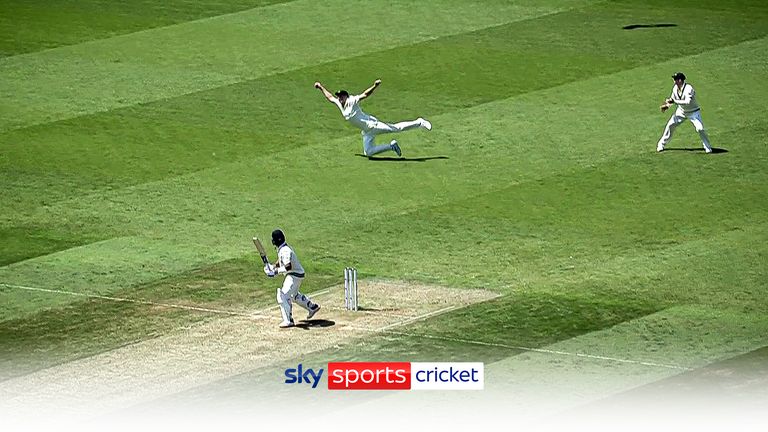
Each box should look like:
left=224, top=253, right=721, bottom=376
left=0, top=280, right=498, bottom=421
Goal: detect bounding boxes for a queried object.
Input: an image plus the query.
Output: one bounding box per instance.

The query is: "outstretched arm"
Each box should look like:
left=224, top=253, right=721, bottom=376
left=661, top=89, right=675, bottom=112
left=359, top=79, right=382, bottom=101
left=314, top=82, right=336, bottom=103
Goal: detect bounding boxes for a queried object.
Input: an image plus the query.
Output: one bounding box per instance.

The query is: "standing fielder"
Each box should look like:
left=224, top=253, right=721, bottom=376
left=657, top=72, right=713, bottom=153
left=314, top=79, right=432, bottom=157
left=263, top=229, right=320, bottom=328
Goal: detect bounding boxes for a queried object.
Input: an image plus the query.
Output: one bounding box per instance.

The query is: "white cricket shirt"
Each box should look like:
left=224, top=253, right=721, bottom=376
left=669, top=83, right=701, bottom=115
left=332, top=94, right=373, bottom=129
left=277, top=244, right=305, bottom=275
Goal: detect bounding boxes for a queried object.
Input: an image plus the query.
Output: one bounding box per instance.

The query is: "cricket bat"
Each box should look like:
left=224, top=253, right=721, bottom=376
left=252, top=237, right=270, bottom=265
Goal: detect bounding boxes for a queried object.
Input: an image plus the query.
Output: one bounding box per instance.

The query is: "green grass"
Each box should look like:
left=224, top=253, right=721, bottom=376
left=0, top=300, right=191, bottom=380
left=0, top=0, right=767, bottom=407
left=0, top=0, right=293, bottom=57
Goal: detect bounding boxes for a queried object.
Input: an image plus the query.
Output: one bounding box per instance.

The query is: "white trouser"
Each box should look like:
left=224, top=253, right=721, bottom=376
left=360, top=117, right=423, bottom=156
left=657, top=110, right=712, bottom=152
left=276, top=275, right=314, bottom=323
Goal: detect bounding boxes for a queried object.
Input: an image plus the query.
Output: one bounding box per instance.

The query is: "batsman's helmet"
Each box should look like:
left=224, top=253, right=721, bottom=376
left=271, top=229, right=286, bottom=247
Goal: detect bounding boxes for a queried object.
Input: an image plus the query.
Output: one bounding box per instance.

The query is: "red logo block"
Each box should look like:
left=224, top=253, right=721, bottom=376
left=327, top=362, right=411, bottom=390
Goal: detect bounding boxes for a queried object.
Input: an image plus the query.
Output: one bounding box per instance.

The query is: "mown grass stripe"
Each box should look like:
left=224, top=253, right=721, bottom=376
left=0, top=282, right=260, bottom=318
left=0, top=0, right=601, bottom=132
left=0, top=0, right=297, bottom=57
left=1, top=36, right=765, bottom=318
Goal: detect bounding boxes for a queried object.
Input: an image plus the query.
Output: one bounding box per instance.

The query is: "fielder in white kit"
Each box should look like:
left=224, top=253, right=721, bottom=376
left=264, top=229, right=320, bottom=328
left=314, top=79, right=432, bottom=157
left=657, top=72, right=713, bottom=153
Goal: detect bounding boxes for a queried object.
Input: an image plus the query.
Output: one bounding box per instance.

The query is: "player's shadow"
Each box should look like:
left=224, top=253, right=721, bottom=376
left=296, top=319, right=335, bottom=330
left=355, top=154, right=449, bottom=162
left=665, top=147, right=728, bottom=154
left=623, top=23, right=678, bottom=30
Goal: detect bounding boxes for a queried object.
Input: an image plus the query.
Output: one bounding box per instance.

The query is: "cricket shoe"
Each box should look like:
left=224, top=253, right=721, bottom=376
left=390, top=140, right=402, bottom=157
left=656, top=145, right=664, bottom=153
left=307, top=304, right=321, bottom=320
left=419, top=118, right=432, bottom=131
left=279, top=320, right=295, bottom=328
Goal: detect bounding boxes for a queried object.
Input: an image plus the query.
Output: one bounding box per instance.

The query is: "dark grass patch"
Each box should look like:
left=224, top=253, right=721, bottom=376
left=0, top=0, right=297, bottom=56
left=0, top=299, right=191, bottom=380
left=412, top=291, right=662, bottom=349
left=0, top=226, right=101, bottom=266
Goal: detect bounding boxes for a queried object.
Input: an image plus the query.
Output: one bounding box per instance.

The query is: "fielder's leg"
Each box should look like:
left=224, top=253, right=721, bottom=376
left=657, top=114, right=684, bottom=152
left=373, top=118, right=430, bottom=134
left=362, top=131, right=396, bottom=156
left=689, top=112, right=713, bottom=153
left=363, top=118, right=430, bottom=156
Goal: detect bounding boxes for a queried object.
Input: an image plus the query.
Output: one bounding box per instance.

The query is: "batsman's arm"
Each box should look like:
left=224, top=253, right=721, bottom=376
left=272, top=259, right=292, bottom=274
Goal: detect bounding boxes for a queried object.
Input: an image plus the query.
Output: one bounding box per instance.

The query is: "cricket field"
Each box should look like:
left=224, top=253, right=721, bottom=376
left=1, top=0, right=767, bottom=430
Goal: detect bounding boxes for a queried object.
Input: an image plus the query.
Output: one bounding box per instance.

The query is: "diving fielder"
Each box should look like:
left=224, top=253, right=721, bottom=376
left=314, top=79, right=432, bottom=157
left=264, top=229, right=320, bottom=328
left=657, top=72, right=713, bottom=153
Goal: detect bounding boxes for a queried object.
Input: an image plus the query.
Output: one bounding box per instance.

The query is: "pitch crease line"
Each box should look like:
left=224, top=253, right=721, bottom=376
left=375, top=305, right=464, bottom=332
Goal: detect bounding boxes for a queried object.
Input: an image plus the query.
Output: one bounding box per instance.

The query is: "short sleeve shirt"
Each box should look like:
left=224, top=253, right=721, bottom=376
left=332, top=94, right=371, bottom=128
left=277, top=244, right=304, bottom=274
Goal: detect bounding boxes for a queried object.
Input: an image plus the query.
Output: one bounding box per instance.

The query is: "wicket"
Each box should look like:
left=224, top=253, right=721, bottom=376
left=344, top=267, right=358, bottom=311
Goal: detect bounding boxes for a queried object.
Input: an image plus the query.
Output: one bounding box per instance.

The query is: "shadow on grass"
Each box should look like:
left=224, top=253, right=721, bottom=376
left=296, top=319, right=335, bottom=330
left=355, top=154, right=449, bottom=162
left=664, top=147, right=728, bottom=154
left=623, top=23, right=678, bottom=30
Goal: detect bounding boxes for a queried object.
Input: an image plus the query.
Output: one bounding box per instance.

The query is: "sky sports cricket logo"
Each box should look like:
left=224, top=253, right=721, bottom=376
left=284, top=362, right=484, bottom=390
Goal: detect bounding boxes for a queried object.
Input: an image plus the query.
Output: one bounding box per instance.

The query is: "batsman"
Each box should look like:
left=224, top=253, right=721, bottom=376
left=255, top=229, right=320, bottom=328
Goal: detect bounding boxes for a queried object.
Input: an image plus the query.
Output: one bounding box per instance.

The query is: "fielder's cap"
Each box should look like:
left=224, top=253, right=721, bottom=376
left=672, top=72, right=686, bottom=80
left=334, top=90, right=349, bottom=98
